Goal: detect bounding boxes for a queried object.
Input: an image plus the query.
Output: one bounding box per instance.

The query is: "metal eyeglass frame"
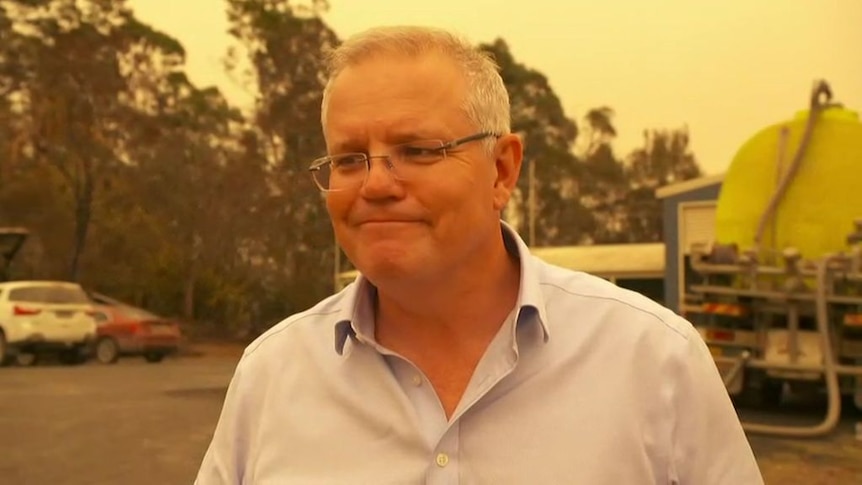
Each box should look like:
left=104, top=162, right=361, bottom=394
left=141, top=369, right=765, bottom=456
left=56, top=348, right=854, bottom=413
left=308, top=132, right=500, bottom=192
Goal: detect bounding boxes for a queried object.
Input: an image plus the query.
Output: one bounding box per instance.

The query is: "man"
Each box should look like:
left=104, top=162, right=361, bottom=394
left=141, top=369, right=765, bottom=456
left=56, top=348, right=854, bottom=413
left=196, top=25, right=763, bottom=484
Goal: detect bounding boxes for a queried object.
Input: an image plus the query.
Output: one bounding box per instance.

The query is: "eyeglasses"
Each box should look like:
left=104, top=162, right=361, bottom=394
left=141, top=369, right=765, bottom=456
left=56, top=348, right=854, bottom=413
left=308, top=132, right=499, bottom=192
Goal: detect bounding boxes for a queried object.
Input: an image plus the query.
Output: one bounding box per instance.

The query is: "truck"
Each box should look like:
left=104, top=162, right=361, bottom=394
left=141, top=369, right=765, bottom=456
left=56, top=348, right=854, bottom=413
left=685, top=80, right=862, bottom=437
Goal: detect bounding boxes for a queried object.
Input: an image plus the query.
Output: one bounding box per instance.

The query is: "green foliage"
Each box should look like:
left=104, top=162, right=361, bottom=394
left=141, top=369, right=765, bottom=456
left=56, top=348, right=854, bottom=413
left=479, top=39, right=593, bottom=246
left=621, top=128, right=702, bottom=242
left=225, top=0, right=340, bottom=319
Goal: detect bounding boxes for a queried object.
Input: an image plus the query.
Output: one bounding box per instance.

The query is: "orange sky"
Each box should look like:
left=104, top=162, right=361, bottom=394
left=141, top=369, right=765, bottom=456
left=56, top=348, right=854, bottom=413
left=127, top=0, right=862, bottom=175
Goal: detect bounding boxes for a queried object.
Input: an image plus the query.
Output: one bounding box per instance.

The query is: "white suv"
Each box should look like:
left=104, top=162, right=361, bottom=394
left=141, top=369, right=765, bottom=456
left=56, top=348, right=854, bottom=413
left=0, top=281, right=98, bottom=366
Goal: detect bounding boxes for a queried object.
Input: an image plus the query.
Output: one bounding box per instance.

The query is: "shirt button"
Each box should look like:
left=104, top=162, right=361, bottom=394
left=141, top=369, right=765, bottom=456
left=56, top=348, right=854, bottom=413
left=436, top=453, right=449, bottom=467
left=411, top=374, right=422, bottom=386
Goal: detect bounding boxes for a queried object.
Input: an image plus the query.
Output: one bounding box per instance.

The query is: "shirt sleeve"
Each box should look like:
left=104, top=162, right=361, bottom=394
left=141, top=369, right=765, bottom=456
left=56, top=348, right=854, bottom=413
left=195, top=358, right=252, bottom=485
left=669, top=320, right=765, bottom=485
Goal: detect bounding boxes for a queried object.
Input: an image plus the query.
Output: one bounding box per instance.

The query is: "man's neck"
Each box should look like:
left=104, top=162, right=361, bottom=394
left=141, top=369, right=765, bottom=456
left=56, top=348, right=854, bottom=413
left=372, top=241, right=521, bottom=356
left=370, top=238, right=521, bottom=419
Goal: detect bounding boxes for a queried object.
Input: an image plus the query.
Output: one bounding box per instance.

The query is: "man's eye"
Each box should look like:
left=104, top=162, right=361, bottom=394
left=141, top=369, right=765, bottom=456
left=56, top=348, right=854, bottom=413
left=332, top=155, right=366, bottom=170
left=400, top=145, right=444, bottom=161
left=404, top=146, right=434, bottom=155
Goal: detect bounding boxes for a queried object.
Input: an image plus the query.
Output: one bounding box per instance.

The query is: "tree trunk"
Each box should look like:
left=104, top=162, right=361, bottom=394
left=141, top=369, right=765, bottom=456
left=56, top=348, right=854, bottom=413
left=69, top=173, right=93, bottom=281
left=183, top=253, right=197, bottom=321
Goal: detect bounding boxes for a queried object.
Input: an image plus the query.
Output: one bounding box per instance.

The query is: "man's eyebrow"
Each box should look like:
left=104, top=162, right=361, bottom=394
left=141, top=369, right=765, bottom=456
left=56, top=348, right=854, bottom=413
left=329, top=139, right=366, bottom=153
left=328, top=125, right=455, bottom=152
left=385, top=126, right=453, bottom=143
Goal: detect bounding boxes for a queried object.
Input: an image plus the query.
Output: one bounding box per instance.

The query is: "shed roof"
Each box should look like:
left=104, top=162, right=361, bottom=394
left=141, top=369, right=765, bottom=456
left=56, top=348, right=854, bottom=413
left=530, top=242, right=665, bottom=278
left=655, top=173, right=724, bottom=199
left=337, top=242, right=666, bottom=285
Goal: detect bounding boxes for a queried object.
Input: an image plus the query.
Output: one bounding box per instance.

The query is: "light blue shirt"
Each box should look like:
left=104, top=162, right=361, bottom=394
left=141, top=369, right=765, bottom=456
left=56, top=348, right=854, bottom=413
left=196, top=223, right=763, bottom=484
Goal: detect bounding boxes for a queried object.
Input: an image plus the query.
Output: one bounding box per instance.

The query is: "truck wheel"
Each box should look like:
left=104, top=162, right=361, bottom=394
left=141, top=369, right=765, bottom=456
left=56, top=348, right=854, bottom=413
left=95, top=338, right=119, bottom=364
left=760, top=379, right=784, bottom=408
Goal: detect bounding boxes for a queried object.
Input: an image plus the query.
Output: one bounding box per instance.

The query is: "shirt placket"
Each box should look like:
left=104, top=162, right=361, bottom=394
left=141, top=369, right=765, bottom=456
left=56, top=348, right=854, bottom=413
left=383, top=309, right=524, bottom=484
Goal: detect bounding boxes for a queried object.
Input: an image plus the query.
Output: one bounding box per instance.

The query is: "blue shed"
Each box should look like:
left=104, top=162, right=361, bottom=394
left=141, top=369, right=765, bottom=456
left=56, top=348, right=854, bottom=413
left=655, top=174, right=724, bottom=314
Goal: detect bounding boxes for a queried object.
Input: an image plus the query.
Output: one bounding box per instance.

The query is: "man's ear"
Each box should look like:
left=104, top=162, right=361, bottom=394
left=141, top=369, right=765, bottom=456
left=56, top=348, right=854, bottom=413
left=492, top=133, right=524, bottom=211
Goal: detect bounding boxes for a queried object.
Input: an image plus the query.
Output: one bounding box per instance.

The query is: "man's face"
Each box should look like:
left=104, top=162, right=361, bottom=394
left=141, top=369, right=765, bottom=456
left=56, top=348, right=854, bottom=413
left=322, top=52, right=515, bottom=285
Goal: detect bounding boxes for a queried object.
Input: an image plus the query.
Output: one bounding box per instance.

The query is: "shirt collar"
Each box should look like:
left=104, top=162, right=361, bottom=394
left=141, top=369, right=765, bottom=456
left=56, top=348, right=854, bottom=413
left=500, top=220, right=550, bottom=341
left=333, top=220, right=550, bottom=355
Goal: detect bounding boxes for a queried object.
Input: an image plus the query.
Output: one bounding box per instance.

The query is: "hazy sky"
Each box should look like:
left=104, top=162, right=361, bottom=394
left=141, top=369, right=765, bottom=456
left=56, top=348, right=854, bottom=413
left=127, top=0, right=862, bottom=175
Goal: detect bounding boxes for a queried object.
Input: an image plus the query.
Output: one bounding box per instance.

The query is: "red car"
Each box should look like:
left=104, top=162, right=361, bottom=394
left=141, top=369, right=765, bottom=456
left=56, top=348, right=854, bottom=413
left=87, top=292, right=182, bottom=364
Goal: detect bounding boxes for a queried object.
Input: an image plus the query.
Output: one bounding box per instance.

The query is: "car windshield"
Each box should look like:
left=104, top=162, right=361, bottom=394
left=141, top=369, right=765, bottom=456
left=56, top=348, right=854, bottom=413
left=9, top=285, right=91, bottom=304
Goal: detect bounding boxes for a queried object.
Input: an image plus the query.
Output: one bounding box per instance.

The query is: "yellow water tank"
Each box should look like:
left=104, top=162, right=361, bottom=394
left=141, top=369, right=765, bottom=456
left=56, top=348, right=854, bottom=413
left=715, top=105, right=862, bottom=262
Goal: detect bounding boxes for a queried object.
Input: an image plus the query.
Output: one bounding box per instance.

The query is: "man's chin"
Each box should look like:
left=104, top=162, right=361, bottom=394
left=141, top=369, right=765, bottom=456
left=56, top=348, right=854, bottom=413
left=357, top=257, right=421, bottom=285
left=362, top=260, right=411, bottom=278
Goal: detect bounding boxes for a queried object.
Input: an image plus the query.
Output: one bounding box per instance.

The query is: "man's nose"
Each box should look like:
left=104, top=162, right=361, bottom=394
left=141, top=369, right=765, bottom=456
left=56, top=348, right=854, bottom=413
left=360, top=156, right=403, bottom=197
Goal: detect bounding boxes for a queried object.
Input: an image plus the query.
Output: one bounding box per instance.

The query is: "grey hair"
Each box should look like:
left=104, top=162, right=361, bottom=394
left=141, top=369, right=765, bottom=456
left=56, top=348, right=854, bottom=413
left=320, top=26, right=511, bottom=151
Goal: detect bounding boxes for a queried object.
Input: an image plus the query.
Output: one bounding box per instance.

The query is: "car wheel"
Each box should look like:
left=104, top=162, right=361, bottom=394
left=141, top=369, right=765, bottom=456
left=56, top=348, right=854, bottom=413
left=0, top=332, right=8, bottom=367
left=95, top=338, right=119, bottom=364
left=15, top=351, right=38, bottom=367
left=144, top=352, right=165, bottom=363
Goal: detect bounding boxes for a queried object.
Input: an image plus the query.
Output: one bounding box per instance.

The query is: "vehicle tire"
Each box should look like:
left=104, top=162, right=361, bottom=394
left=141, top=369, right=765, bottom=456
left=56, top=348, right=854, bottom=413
left=15, top=351, right=38, bottom=367
left=59, top=349, right=86, bottom=366
left=760, top=378, right=784, bottom=408
left=95, top=338, right=119, bottom=364
left=0, top=332, right=8, bottom=367
left=144, top=352, right=165, bottom=363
